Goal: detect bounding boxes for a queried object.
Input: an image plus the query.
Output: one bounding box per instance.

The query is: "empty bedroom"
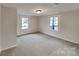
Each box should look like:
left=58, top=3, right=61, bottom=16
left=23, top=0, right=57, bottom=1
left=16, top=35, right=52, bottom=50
left=0, top=3, right=79, bottom=56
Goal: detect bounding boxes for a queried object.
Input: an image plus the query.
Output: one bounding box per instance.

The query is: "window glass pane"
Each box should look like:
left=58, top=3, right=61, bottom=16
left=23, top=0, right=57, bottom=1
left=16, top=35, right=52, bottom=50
left=22, top=17, right=28, bottom=29
left=54, top=16, right=58, bottom=20
left=54, top=16, right=58, bottom=31
left=54, top=19, right=58, bottom=26
left=50, top=16, right=58, bottom=31
left=50, top=17, right=53, bottom=26
left=54, top=26, right=58, bottom=31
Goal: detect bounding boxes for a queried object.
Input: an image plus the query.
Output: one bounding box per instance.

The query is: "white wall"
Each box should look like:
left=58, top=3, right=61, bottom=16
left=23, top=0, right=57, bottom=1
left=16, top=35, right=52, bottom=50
left=39, top=10, right=79, bottom=44
left=0, top=6, right=17, bottom=51
left=0, top=6, right=1, bottom=52
left=17, top=16, right=39, bottom=35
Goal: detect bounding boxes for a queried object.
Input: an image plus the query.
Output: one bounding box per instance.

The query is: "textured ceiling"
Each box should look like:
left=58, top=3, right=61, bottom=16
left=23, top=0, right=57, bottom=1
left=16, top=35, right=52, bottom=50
left=1, top=3, right=79, bottom=16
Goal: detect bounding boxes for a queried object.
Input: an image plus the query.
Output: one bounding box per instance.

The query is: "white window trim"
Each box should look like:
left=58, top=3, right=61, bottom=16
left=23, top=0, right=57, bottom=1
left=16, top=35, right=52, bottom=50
left=49, top=16, right=59, bottom=31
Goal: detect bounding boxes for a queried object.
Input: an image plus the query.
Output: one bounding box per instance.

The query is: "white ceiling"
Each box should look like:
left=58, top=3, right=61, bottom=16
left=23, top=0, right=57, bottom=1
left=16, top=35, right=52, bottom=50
left=1, top=3, right=79, bottom=16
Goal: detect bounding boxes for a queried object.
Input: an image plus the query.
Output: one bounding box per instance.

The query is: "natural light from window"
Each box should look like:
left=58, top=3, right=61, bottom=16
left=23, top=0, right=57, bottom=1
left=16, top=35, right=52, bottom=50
left=22, top=17, right=28, bottom=29
left=50, top=16, right=58, bottom=31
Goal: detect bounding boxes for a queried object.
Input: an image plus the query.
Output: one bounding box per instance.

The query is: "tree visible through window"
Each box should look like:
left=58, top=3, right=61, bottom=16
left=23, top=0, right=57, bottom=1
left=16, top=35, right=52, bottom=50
left=22, top=17, right=28, bottom=29
left=50, top=16, right=58, bottom=31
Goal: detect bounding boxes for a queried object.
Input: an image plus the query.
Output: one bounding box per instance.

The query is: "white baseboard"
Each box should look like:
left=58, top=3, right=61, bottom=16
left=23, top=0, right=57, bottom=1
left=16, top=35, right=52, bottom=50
left=1, top=44, right=17, bottom=52
left=41, top=32, right=79, bottom=45
left=17, top=32, right=40, bottom=37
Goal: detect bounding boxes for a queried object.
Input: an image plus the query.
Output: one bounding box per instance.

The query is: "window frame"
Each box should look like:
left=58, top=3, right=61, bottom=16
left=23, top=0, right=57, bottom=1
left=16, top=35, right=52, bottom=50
left=21, top=17, right=29, bottom=30
left=50, top=16, right=59, bottom=31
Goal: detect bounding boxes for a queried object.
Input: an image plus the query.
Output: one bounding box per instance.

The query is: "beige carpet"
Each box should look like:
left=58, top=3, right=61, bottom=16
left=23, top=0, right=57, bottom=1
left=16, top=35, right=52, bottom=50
left=1, top=33, right=79, bottom=56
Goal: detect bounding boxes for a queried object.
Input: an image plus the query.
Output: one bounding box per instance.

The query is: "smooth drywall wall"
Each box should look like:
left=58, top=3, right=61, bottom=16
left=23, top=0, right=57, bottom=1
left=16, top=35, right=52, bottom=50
left=1, top=6, right=17, bottom=50
left=17, top=16, right=39, bottom=35
left=39, top=10, right=79, bottom=44
left=0, top=5, right=1, bottom=52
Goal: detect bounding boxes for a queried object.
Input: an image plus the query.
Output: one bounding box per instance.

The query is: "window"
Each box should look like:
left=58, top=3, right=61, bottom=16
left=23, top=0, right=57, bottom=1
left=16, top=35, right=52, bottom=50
left=50, top=16, right=58, bottom=31
left=22, top=17, right=28, bottom=29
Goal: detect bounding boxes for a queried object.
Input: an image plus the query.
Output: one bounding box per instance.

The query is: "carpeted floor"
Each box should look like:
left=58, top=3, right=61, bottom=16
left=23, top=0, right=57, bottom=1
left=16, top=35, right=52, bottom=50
left=1, top=33, right=79, bottom=56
